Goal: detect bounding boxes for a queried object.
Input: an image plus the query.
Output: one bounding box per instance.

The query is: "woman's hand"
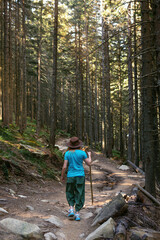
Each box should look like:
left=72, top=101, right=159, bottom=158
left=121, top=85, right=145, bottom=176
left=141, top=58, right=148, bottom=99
left=60, top=175, right=65, bottom=183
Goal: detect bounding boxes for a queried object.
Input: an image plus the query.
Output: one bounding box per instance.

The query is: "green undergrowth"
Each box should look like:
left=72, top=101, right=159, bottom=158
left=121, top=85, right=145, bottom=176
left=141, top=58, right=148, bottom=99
left=0, top=119, right=63, bottom=181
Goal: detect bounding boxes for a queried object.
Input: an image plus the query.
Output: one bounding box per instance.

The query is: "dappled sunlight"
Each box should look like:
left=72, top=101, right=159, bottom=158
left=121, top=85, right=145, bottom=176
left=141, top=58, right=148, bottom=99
left=119, top=182, right=133, bottom=186
left=17, top=212, right=52, bottom=219
left=109, top=172, right=128, bottom=177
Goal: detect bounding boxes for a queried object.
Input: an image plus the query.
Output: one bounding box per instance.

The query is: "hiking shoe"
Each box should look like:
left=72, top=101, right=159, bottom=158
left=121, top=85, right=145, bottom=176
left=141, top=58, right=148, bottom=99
left=68, top=209, right=74, bottom=218
left=75, top=213, right=80, bottom=221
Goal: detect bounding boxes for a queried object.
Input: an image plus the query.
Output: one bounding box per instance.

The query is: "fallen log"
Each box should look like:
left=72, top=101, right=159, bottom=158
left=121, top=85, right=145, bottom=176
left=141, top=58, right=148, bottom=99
left=92, top=193, right=127, bottom=226
left=114, top=220, right=127, bottom=240
left=136, top=184, right=160, bottom=206
left=114, top=187, right=139, bottom=240
left=127, top=160, right=145, bottom=175
left=129, top=227, right=160, bottom=240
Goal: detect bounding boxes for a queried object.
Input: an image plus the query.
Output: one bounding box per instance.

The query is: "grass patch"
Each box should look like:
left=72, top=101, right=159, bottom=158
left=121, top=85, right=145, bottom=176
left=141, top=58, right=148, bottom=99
left=0, top=119, right=64, bottom=180
left=112, top=149, right=121, bottom=158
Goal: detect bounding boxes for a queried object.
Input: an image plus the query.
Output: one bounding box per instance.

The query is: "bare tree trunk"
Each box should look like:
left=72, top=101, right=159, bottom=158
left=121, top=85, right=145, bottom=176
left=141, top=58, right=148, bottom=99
left=105, top=21, right=112, bottom=157
left=154, top=0, right=160, bottom=185
left=141, top=0, right=156, bottom=196
left=85, top=14, right=92, bottom=145
left=134, top=0, right=139, bottom=166
left=15, top=0, right=20, bottom=126
left=127, top=2, right=134, bottom=162
left=101, top=16, right=106, bottom=154
left=94, top=55, right=98, bottom=147
left=19, top=0, right=27, bottom=133
left=75, top=23, right=79, bottom=137
left=3, top=0, right=9, bottom=126
left=50, top=0, right=58, bottom=147
left=78, top=21, right=84, bottom=140
left=0, top=0, right=3, bottom=120
left=9, top=0, right=13, bottom=123
left=36, top=0, right=43, bottom=135
left=118, top=32, right=124, bottom=158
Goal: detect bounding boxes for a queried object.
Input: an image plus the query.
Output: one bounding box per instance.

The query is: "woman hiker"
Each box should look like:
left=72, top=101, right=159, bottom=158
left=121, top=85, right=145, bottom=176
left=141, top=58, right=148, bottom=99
left=60, top=136, right=92, bottom=221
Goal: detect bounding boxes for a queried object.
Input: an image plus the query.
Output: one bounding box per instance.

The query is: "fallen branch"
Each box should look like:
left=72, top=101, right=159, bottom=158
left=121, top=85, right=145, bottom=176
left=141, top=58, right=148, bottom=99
left=136, top=184, right=160, bottom=206
left=114, top=220, right=127, bottom=240
left=127, top=160, right=145, bottom=175
left=92, top=193, right=128, bottom=226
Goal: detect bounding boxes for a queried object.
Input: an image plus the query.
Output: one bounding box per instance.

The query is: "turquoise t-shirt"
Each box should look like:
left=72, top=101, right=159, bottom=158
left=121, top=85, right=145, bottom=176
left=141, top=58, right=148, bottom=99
left=64, top=150, right=88, bottom=177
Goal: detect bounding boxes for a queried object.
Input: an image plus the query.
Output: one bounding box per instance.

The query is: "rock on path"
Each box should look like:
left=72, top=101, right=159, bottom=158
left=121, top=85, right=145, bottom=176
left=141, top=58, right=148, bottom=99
left=0, top=218, right=42, bottom=239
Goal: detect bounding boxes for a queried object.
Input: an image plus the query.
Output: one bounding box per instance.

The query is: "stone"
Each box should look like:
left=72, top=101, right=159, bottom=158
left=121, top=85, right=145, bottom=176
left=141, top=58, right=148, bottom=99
left=9, top=189, right=16, bottom=196
left=56, top=231, right=66, bottom=240
left=0, top=207, right=8, bottom=214
left=83, top=212, right=94, bottom=219
left=41, top=200, right=49, bottom=203
left=45, top=215, right=64, bottom=228
left=18, top=195, right=27, bottom=198
left=26, top=205, right=34, bottom=211
left=119, top=165, right=130, bottom=170
left=44, top=232, right=57, bottom=240
left=79, top=233, right=85, bottom=238
left=85, top=217, right=116, bottom=240
left=0, top=218, right=42, bottom=239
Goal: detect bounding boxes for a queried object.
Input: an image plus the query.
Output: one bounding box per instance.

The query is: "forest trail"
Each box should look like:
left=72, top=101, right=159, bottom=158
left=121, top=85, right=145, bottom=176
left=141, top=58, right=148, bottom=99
left=0, top=138, right=145, bottom=240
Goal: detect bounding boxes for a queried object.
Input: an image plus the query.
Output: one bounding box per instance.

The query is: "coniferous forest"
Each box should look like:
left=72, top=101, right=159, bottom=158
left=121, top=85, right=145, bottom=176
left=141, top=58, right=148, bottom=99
left=0, top=0, right=160, bottom=198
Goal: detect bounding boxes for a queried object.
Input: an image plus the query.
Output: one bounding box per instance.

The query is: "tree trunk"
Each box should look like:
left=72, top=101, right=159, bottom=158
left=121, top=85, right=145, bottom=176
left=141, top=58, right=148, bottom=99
left=118, top=32, right=124, bottom=158
left=134, top=0, right=139, bottom=167
left=36, top=0, right=43, bottom=135
left=127, top=2, right=134, bottom=163
left=78, top=21, right=84, bottom=140
left=0, top=0, right=3, bottom=120
left=101, top=13, right=106, bottom=154
left=3, top=0, right=9, bottom=126
left=9, top=0, right=13, bottom=124
left=141, top=0, right=156, bottom=196
left=15, top=0, right=20, bottom=126
left=154, top=0, right=160, bottom=185
left=20, top=0, right=27, bottom=133
left=105, top=21, right=112, bottom=157
left=75, top=23, right=80, bottom=137
left=50, top=0, right=58, bottom=147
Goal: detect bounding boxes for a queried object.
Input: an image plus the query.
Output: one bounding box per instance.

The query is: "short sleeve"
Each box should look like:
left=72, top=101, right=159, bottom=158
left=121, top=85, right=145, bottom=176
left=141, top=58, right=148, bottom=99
left=64, top=151, right=68, bottom=160
left=83, top=151, right=88, bottom=159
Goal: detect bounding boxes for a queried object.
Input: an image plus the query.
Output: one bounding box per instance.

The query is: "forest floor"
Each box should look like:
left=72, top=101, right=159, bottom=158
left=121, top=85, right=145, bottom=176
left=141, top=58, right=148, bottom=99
left=0, top=138, right=159, bottom=240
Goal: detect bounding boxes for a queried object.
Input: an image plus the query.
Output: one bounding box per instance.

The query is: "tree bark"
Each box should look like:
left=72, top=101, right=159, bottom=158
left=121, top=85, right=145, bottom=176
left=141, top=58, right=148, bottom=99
left=134, top=0, right=139, bottom=167
left=50, top=0, right=58, bottom=146
left=154, top=0, right=160, bottom=186
left=141, top=0, right=156, bottom=196
left=127, top=2, right=134, bottom=163
left=9, top=0, right=13, bottom=124
left=3, top=0, right=9, bottom=126
left=36, top=0, right=43, bottom=135
left=75, top=23, right=80, bottom=137
left=0, top=0, right=3, bottom=120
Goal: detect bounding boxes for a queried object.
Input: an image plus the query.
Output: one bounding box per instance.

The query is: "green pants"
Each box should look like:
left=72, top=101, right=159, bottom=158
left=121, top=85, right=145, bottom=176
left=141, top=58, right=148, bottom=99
left=66, top=176, right=85, bottom=212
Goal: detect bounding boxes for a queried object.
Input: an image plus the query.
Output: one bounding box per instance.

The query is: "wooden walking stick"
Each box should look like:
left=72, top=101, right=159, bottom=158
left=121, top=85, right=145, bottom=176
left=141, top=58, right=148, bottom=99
left=89, top=164, right=94, bottom=205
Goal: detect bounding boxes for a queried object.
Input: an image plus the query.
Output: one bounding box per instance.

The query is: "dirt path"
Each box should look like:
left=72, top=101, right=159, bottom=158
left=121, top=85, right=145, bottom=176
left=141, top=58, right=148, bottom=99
left=0, top=138, right=145, bottom=240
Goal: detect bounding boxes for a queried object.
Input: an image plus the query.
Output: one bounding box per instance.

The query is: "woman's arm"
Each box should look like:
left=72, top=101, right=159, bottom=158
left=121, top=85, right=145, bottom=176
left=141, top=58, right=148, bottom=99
left=84, top=152, right=92, bottom=166
left=60, top=160, right=68, bottom=182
